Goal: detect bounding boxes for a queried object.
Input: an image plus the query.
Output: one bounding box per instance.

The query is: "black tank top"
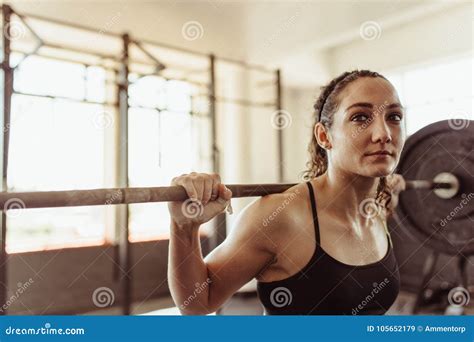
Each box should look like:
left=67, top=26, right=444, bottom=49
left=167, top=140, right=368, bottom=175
left=256, top=181, right=400, bottom=315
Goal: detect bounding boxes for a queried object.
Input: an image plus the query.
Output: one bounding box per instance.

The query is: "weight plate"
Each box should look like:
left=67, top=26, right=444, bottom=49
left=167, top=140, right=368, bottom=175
left=393, top=119, right=473, bottom=255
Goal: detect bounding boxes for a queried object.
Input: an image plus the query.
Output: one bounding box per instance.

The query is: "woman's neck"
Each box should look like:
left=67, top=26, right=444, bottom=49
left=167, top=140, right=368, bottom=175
left=319, top=168, right=379, bottom=222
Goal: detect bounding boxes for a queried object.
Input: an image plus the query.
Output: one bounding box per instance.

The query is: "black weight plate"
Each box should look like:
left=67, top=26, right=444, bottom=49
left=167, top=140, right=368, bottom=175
left=394, top=119, right=474, bottom=255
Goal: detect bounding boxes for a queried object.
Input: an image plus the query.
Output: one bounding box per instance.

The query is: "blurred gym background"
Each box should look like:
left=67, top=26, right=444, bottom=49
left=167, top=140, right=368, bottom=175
left=0, top=0, right=472, bottom=315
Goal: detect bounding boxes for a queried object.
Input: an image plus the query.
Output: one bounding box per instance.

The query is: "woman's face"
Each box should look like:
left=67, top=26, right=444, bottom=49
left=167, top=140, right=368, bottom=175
left=326, top=77, right=406, bottom=178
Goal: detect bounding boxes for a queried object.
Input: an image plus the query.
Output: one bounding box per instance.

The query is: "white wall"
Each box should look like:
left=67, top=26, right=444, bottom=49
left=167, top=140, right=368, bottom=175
left=281, top=86, right=317, bottom=182
left=280, top=2, right=473, bottom=188
left=328, top=3, right=472, bottom=75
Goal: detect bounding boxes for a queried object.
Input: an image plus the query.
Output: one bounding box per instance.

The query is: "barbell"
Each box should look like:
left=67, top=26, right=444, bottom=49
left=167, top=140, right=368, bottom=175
left=0, top=120, right=471, bottom=254
left=0, top=175, right=459, bottom=210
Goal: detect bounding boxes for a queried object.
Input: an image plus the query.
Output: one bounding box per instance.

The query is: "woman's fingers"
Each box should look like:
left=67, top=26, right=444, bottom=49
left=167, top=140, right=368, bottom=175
left=210, top=173, right=221, bottom=202
left=397, top=174, right=406, bottom=191
left=202, top=177, right=214, bottom=205
left=215, top=184, right=233, bottom=214
left=181, top=178, right=199, bottom=201
left=388, top=174, right=405, bottom=194
left=168, top=173, right=233, bottom=229
left=220, top=183, right=232, bottom=200
left=190, top=173, right=204, bottom=203
left=173, top=173, right=226, bottom=205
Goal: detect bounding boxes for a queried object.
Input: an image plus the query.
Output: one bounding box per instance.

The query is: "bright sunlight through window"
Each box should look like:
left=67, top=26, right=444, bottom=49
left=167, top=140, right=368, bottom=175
left=6, top=54, right=212, bottom=252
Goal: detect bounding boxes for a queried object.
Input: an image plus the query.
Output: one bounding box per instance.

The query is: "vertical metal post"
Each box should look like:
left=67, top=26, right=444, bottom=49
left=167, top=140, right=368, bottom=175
left=276, top=69, right=283, bottom=182
left=0, top=4, right=13, bottom=315
left=412, top=251, right=439, bottom=314
left=118, top=33, right=131, bottom=315
left=209, top=55, right=226, bottom=247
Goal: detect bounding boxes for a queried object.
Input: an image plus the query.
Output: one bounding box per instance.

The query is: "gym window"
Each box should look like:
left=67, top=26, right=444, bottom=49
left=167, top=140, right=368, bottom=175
left=385, top=55, right=473, bottom=136
left=6, top=54, right=212, bottom=252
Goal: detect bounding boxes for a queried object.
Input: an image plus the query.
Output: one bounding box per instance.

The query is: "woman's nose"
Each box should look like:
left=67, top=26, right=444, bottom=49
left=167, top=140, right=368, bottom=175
left=371, top=118, right=392, bottom=144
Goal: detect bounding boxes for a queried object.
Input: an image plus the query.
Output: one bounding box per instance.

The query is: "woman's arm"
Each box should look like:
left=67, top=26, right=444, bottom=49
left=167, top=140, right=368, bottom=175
left=168, top=180, right=279, bottom=315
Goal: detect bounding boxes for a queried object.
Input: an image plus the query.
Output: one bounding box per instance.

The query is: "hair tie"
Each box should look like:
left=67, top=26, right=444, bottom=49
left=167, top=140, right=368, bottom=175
left=319, top=71, right=358, bottom=121
left=319, top=94, right=329, bottom=122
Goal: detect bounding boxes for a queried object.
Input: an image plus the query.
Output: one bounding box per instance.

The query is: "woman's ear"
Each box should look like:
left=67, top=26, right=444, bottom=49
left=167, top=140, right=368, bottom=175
left=314, top=123, right=332, bottom=149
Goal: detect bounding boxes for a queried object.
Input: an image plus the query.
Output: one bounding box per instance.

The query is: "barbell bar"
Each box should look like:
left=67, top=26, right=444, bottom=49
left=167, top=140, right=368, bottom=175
left=0, top=173, right=460, bottom=211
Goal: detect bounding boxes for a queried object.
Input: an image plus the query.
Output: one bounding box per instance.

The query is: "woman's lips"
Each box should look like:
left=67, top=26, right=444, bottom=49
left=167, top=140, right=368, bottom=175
left=364, top=151, right=393, bottom=162
left=365, top=151, right=392, bottom=156
left=365, top=153, right=392, bottom=161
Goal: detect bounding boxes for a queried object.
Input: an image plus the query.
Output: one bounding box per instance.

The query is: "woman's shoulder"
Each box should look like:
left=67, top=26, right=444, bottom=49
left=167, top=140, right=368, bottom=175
left=239, top=182, right=309, bottom=236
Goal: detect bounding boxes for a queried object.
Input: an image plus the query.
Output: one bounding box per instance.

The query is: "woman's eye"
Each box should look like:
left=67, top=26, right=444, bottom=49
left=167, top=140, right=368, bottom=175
left=351, top=113, right=369, bottom=122
left=388, top=112, right=403, bottom=121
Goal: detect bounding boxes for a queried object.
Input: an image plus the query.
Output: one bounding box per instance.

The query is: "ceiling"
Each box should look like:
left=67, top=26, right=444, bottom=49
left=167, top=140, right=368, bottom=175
left=6, top=0, right=467, bottom=86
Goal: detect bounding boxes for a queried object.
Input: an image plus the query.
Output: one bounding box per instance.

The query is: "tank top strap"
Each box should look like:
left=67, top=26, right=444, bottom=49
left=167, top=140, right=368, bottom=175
left=380, top=215, right=393, bottom=249
left=306, top=181, right=321, bottom=246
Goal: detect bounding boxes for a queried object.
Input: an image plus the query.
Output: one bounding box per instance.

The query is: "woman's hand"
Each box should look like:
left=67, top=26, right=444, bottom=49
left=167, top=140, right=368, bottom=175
left=168, top=172, right=232, bottom=229
left=386, top=173, right=406, bottom=216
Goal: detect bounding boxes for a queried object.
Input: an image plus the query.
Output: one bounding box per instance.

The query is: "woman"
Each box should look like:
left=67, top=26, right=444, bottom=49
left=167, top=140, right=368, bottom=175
left=168, top=70, right=407, bottom=315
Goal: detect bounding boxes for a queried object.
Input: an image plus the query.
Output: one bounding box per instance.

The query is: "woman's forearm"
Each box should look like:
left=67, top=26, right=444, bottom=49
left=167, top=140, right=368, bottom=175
left=168, top=220, right=213, bottom=315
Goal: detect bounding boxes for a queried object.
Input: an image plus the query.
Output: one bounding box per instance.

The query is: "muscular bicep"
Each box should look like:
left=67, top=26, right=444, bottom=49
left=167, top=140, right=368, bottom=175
left=203, top=199, right=277, bottom=312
